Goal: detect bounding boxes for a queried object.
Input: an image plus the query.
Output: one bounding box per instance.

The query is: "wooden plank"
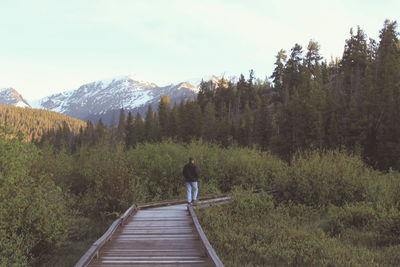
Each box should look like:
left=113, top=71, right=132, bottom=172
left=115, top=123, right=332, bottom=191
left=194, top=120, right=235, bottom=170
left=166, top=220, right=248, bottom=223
left=101, top=249, right=204, bottom=257
left=120, top=229, right=193, bottom=234
left=100, top=239, right=202, bottom=249
left=125, top=221, right=192, bottom=227
left=90, top=264, right=208, bottom=267
left=80, top=198, right=228, bottom=267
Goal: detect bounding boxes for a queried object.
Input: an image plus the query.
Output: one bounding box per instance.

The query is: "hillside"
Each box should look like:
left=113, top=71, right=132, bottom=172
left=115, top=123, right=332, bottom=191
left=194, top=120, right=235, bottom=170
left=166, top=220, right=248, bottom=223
left=0, top=104, right=86, bottom=141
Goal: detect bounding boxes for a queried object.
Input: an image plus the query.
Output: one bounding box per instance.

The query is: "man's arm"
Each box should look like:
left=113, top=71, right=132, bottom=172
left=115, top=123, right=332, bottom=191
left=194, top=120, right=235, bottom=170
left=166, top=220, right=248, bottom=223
left=194, top=165, right=200, bottom=179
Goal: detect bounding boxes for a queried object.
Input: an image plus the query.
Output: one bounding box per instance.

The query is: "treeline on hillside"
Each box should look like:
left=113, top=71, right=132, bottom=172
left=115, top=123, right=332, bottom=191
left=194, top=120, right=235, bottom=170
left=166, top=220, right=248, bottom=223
left=0, top=105, right=85, bottom=141
left=39, top=20, right=400, bottom=171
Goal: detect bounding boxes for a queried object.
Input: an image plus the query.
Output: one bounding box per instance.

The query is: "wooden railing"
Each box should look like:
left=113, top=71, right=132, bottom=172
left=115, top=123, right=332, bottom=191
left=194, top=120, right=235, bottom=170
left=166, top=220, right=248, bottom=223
left=74, top=204, right=137, bottom=267
left=188, top=204, right=224, bottom=267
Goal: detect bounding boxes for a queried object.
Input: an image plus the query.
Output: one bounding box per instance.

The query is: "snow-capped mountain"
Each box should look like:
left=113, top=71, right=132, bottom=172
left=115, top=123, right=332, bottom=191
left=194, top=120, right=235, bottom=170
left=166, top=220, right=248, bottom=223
left=185, top=74, right=238, bottom=88
left=33, top=75, right=199, bottom=125
left=0, top=88, right=30, bottom=108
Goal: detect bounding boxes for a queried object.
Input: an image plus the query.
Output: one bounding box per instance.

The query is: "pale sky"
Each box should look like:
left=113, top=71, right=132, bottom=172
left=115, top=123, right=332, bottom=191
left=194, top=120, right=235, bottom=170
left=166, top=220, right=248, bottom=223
left=0, top=0, right=399, bottom=100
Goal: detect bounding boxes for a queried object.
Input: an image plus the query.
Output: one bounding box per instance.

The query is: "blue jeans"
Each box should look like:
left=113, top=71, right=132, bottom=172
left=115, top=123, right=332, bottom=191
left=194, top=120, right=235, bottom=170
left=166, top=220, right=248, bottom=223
left=186, top=182, right=198, bottom=203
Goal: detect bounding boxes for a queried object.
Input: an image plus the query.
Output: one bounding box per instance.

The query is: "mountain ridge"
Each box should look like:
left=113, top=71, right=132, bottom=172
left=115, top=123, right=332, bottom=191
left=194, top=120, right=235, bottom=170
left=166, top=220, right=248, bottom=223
left=30, top=75, right=201, bottom=125
left=1, top=74, right=233, bottom=125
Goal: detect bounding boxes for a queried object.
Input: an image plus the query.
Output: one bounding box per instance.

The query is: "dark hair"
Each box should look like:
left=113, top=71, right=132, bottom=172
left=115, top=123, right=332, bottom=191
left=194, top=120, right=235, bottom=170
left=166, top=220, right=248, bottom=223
left=189, top=157, right=194, bottom=162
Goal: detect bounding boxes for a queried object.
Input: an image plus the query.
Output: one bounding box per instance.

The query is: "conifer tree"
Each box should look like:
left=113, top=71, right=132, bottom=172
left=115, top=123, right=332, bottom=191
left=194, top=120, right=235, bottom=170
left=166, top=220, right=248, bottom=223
left=254, top=97, right=272, bottom=150
left=271, top=49, right=287, bottom=104
left=158, top=95, right=170, bottom=137
left=125, top=112, right=135, bottom=149
left=117, top=108, right=126, bottom=141
left=374, top=20, right=400, bottom=169
left=134, top=112, right=145, bottom=143
left=145, top=105, right=155, bottom=141
left=168, top=103, right=179, bottom=138
left=95, top=118, right=106, bottom=143
left=202, top=101, right=217, bottom=141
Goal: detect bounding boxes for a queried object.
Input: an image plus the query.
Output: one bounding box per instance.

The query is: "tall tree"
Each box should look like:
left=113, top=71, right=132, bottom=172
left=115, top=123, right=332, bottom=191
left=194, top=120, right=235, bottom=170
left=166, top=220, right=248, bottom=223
left=125, top=112, right=135, bottom=149
left=374, top=20, right=400, bottom=169
left=117, top=108, right=126, bottom=142
left=145, top=105, right=155, bottom=141
left=254, top=96, right=272, bottom=150
left=271, top=49, right=287, bottom=104
left=158, top=95, right=170, bottom=137
left=202, top=101, right=217, bottom=141
left=134, top=112, right=145, bottom=143
left=341, top=26, right=369, bottom=100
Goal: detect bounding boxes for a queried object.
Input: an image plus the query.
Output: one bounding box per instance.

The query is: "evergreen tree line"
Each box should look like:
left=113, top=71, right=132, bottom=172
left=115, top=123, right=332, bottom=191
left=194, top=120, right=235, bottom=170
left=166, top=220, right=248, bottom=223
left=39, top=20, right=400, bottom=171
left=0, top=104, right=85, bottom=142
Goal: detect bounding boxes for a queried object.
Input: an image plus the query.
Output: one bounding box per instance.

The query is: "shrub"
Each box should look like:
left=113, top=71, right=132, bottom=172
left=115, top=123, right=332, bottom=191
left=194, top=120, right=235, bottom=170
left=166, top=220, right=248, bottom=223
left=322, top=202, right=377, bottom=236
left=274, top=150, right=373, bottom=207
left=0, top=136, right=68, bottom=266
left=197, top=190, right=378, bottom=266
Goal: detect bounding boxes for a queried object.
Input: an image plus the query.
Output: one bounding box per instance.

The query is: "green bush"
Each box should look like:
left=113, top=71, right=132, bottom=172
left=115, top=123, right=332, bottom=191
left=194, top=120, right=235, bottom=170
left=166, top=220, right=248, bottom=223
left=64, top=140, right=283, bottom=221
left=274, top=150, right=374, bottom=206
left=0, top=136, right=68, bottom=266
left=322, top=202, right=377, bottom=236
left=197, top=189, right=379, bottom=266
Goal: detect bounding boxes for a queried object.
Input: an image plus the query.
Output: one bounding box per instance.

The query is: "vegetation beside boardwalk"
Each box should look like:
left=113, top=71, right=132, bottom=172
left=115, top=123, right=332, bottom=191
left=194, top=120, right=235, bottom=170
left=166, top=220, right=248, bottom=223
left=2, top=126, right=399, bottom=266
left=0, top=130, right=283, bottom=266
left=197, top=152, right=400, bottom=266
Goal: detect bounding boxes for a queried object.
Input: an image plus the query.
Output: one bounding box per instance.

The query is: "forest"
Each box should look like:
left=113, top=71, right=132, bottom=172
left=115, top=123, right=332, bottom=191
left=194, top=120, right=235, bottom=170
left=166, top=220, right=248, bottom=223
left=0, top=20, right=399, bottom=266
left=36, top=20, right=400, bottom=171
left=0, top=104, right=85, bottom=142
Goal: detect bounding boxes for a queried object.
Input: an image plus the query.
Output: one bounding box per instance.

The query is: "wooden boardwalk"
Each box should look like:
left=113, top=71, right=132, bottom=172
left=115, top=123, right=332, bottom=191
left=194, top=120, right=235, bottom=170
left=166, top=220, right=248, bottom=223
left=76, top=198, right=226, bottom=267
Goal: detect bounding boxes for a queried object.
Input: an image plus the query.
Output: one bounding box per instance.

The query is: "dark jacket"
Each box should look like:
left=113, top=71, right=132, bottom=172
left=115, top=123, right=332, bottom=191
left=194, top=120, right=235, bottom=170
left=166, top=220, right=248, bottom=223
left=183, top=162, right=199, bottom=182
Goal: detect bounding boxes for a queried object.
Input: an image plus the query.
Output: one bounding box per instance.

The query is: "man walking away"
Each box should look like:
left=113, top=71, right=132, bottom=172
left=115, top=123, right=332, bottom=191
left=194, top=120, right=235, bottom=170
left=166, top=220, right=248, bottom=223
left=182, top=157, right=199, bottom=205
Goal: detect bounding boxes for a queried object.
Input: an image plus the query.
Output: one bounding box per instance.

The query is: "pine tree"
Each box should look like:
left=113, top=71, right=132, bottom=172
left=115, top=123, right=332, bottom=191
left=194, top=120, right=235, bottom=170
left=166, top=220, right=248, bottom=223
left=145, top=105, right=155, bottom=141
left=216, top=103, right=232, bottom=147
left=95, top=118, right=106, bottom=144
left=374, top=20, right=400, bottom=169
left=158, top=95, right=170, bottom=138
left=125, top=112, right=135, bottom=149
left=168, top=103, right=179, bottom=138
left=285, top=43, right=303, bottom=101
left=202, top=101, right=217, bottom=141
left=134, top=112, right=145, bottom=143
left=117, top=108, right=126, bottom=142
left=341, top=26, right=369, bottom=100
left=271, top=49, right=287, bottom=104
left=254, top=96, right=272, bottom=150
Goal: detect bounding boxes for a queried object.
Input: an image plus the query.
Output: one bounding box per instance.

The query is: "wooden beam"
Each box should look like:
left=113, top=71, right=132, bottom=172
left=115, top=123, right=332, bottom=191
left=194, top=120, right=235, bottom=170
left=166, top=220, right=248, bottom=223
left=74, top=204, right=137, bottom=267
left=188, top=205, right=224, bottom=267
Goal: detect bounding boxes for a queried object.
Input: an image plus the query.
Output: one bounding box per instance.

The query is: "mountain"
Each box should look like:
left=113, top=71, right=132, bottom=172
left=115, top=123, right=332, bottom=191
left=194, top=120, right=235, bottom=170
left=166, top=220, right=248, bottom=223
left=0, top=88, right=31, bottom=108
left=33, top=75, right=199, bottom=125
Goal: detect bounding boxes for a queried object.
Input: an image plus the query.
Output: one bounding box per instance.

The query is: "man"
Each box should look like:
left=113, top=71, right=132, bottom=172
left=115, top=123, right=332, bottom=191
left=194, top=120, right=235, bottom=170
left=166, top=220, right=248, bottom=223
left=182, top=157, right=199, bottom=205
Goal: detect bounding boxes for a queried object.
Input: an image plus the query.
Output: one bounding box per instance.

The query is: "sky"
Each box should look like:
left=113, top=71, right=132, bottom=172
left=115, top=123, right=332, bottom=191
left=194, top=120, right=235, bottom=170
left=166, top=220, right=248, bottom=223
left=0, top=0, right=399, bottom=100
